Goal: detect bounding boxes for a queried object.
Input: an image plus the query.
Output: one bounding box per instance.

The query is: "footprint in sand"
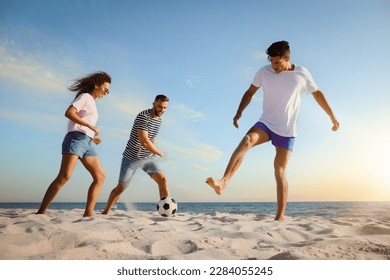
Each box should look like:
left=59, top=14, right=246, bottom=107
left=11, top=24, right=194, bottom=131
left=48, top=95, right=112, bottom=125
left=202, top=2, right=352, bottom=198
left=360, top=225, right=390, bottom=235
left=150, top=239, right=198, bottom=256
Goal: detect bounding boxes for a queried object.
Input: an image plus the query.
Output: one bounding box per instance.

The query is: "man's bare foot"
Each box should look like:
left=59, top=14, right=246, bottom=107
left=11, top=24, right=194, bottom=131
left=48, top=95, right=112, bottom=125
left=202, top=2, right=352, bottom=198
left=274, top=214, right=285, bottom=221
left=83, top=211, right=93, bottom=217
left=205, top=177, right=225, bottom=195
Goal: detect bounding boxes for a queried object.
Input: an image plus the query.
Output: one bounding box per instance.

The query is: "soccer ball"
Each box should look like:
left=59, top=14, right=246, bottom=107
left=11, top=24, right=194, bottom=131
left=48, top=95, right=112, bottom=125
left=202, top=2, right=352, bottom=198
left=156, top=197, right=177, bottom=217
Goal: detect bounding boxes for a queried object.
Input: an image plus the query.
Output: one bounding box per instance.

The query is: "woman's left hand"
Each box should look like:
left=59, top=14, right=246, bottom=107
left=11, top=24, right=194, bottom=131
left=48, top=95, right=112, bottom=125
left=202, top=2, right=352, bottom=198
left=92, top=136, right=102, bottom=145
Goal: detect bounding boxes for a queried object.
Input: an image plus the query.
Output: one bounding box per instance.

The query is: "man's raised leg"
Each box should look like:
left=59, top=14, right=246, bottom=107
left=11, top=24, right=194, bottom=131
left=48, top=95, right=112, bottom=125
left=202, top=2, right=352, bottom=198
left=206, top=127, right=269, bottom=195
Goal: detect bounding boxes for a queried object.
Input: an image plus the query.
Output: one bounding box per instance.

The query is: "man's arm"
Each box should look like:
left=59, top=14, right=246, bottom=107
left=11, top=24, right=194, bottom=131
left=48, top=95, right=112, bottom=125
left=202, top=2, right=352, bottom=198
left=311, top=90, right=340, bottom=131
left=233, top=84, right=259, bottom=128
left=137, top=130, right=165, bottom=157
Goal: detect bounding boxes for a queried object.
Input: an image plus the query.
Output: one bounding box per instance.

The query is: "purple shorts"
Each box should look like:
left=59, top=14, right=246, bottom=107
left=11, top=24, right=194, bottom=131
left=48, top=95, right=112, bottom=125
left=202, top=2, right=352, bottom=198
left=254, top=122, right=295, bottom=151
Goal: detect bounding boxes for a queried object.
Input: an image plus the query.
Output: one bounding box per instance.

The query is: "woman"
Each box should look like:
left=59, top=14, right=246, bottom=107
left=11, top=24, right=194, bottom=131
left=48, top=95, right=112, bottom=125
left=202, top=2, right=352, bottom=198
left=37, top=71, right=111, bottom=217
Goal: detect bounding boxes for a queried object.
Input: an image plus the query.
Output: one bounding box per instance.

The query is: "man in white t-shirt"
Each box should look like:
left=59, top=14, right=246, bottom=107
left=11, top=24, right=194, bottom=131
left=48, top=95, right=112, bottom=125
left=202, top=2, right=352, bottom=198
left=206, top=41, right=339, bottom=221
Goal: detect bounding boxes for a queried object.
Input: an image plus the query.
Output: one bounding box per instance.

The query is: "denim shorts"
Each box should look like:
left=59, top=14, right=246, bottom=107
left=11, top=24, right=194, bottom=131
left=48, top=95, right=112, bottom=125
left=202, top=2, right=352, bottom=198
left=62, top=131, right=97, bottom=158
left=254, top=122, right=295, bottom=151
left=118, top=156, right=161, bottom=188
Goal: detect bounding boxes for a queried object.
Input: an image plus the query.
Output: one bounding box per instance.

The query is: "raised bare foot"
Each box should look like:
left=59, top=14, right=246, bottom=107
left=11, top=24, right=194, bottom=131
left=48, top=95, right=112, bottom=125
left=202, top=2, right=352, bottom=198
left=205, top=177, right=225, bottom=195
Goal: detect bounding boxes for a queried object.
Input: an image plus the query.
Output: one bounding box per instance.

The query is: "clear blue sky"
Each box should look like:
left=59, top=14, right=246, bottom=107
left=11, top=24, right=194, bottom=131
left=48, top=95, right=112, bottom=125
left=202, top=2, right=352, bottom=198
left=1, top=0, right=389, bottom=203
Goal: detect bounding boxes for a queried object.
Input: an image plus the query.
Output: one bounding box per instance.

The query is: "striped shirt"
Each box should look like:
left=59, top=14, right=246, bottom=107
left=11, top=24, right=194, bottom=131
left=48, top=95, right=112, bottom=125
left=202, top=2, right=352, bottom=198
left=123, top=109, right=162, bottom=161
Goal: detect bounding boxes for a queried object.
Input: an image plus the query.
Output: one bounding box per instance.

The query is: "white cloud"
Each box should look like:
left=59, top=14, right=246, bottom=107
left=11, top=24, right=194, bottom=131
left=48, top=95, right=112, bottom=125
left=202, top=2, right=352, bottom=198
left=170, top=102, right=206, bottom=122
left=105, top=94, right=149, bottom=118
left=0, top=45, right=68, bottom=93
left=159, top=139, right=223, bottom=162
left=0, top=109, right=65, bottom=133
left=186, top=75, right=202, bottom=88
left=239, top=49, right=267, bottom=81
left=253, top=49, right=267, bottom=61
left=191, top=164, right=210, bottom=171
left=0, top=40, right=85, bottom=96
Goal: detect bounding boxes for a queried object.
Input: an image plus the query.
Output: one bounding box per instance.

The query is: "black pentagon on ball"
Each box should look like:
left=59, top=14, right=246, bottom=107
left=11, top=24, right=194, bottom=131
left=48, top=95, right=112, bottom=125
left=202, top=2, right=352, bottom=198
left=163, top=203, right=170, bottom=210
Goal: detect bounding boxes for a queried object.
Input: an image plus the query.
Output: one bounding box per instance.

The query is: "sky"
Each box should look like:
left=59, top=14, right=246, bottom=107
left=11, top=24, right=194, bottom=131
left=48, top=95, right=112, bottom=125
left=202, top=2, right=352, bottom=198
left=0, top=0, right=389, bottom=204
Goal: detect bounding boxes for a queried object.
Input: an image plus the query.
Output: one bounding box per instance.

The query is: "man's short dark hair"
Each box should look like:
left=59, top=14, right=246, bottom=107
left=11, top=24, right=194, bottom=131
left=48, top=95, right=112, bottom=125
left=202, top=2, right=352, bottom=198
left=266, top=41, right=290, bottom=58
left=155, top=94, right=169, bottom=102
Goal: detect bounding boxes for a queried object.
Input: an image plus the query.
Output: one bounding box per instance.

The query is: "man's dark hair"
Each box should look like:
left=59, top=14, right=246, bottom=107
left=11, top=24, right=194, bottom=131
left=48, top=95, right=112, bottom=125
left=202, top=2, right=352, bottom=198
left=155, top=94, right=169, bottom=102
left=266, top=40, right=290, bottom=58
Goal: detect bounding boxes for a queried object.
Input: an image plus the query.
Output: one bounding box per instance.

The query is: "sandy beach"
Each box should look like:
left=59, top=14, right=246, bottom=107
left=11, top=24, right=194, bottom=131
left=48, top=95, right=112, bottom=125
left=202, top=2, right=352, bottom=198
left=1, top=208, right=390, bottom=260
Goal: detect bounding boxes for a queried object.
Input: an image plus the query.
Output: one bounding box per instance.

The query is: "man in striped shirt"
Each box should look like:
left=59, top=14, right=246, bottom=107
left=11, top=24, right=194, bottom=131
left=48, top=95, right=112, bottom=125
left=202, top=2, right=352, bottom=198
left=103, top=95, right=170, bottom=215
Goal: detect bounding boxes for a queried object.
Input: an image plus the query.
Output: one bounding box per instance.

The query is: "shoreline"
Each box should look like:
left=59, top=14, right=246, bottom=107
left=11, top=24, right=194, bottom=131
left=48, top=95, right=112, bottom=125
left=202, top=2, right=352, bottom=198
left=1, top=201, right=390, bottom=219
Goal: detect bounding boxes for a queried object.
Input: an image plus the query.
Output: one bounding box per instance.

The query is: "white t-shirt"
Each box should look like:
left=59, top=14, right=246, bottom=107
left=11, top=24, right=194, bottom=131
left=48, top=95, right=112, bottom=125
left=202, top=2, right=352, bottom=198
left=67, top=93, right=98, bottom=138
left=252, top=65, right=318, bottom=137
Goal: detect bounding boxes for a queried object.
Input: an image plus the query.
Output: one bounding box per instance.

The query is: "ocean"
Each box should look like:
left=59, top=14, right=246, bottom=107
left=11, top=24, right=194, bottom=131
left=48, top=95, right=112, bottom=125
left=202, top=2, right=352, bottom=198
left=1, top=201, right=389, bottom=219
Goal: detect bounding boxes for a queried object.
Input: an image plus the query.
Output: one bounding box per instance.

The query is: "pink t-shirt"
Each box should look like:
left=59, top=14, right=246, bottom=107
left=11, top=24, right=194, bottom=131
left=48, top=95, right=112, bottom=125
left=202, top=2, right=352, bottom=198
left=67, top=93, right=98, bottom=138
